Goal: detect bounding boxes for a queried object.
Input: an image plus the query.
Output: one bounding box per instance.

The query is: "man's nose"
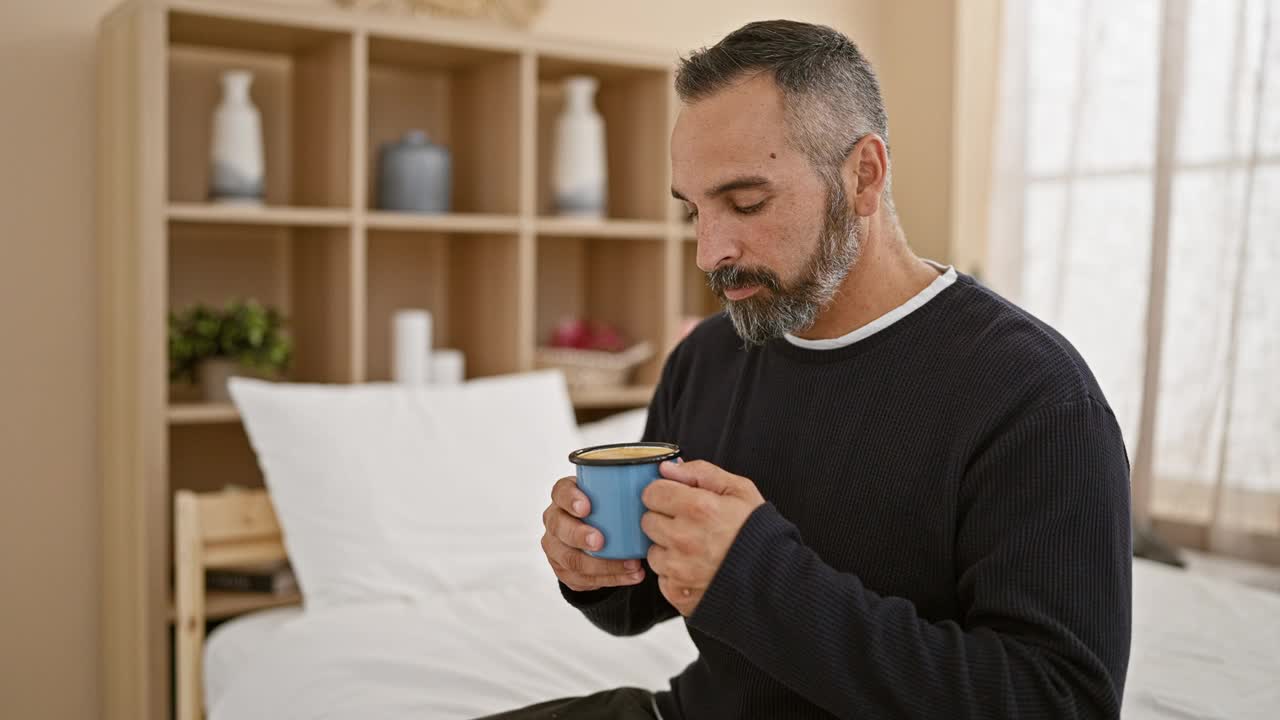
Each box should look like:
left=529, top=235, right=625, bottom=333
left=695, top=217, right=740, bottom=273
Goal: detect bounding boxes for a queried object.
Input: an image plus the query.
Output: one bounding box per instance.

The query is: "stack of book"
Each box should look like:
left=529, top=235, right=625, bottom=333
left=206, top=559, right=297, bottom=595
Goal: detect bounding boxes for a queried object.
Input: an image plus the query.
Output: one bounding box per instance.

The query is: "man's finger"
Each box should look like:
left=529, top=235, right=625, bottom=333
left=642, top=478, right=701, bottom=515
left=551, top=476, right=590, bottom=517
left=549, top=508, right=604, bottom=551
left=556, top=545, right=640, bottom=576
left=558, top=566, right=645, bottom=589
left=660, top=459, right=737, bottom=495
left=549, top=558, right=602, bottom=592
left=640, top=510, right=680, bottom=548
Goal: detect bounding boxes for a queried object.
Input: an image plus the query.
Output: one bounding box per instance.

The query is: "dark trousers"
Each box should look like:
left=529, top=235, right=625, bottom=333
left=476, top=687, right=658, bottom=719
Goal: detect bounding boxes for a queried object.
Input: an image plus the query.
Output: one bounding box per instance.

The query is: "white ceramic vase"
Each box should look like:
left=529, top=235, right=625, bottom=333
left=552, top=75, right=607, bottom=218
left=210, top=70, right=265, bottom=204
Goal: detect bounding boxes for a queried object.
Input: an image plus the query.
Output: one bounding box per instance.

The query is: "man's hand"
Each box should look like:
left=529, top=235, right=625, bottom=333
left=641, top=460, right=766, bottom=616
left=541, top=476, right=646, bottom=592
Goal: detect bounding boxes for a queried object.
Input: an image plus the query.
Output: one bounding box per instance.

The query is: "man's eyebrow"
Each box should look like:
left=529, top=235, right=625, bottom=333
left=710, top=176, right=771, bottom=196
left=671, top=176, right=772, bottom=202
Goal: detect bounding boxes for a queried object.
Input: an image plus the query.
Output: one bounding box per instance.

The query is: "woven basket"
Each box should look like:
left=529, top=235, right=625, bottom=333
left=534, top=341, right=654, bottom=389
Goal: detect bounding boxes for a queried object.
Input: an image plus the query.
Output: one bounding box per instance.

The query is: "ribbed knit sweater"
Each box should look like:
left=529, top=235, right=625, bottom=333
left=562, top=272, right=1132, bottom=719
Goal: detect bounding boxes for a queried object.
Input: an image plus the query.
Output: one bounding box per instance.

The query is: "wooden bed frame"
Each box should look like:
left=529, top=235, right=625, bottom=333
left=173, top=489, right=288, bottom=720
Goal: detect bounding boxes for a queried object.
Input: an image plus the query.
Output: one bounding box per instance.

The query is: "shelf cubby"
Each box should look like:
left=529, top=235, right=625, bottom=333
left=536, top=234, right=667, bottom=385
left=167, top=220, right=356, bottom=398
left=536, top=54, right=671, bottom=222
left=366, top=229, right=521, bottom=381
left=168, top=423, right=264, bottom=496
left=167, top=11, right=353, bottom=208
left=366, top=35, right=521, bottom=215
left=166, top=421, right=266, bottom=603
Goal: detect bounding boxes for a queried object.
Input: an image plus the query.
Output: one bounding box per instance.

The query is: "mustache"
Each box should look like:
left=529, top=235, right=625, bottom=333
left=706, top=264, right=784, bottom=297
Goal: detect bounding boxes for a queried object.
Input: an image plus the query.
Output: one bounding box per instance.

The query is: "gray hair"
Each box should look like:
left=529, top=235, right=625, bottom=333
left=675, top=20, right=893, bottom=209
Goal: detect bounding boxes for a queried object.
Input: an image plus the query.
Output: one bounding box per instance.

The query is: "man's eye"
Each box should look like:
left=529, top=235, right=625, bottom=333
left=734, top=200, right=767, bottom=215
left=684, top=207, right=698, bottom=221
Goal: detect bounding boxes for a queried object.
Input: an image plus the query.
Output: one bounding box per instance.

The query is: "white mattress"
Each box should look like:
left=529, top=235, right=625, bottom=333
left=206, top=559, right=1280, bottom=719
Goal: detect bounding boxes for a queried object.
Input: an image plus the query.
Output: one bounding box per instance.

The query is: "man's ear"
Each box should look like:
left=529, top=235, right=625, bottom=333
left=842, top=134, right=889, bottom=218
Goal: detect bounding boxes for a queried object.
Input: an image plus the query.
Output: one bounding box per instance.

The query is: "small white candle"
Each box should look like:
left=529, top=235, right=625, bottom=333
left=431, top=349, right=465, bottom=385
left=392, top=309, right=432, bottom=384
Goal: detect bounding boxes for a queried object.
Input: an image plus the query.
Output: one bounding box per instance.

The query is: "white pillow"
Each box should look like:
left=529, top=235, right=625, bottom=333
left=228, top=371, right=582, bottom=606
left=578, top=407, right=649, bottom=448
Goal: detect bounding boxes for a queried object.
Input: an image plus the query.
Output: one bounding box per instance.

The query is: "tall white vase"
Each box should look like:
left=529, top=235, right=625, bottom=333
left=553, top=75, right=607, bottom=218
left=210, top=70, right=265, bottom=204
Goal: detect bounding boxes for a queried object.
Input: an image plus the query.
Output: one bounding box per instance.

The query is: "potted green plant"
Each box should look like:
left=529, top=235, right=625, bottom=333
left=168, top=298, right=293, bottom=402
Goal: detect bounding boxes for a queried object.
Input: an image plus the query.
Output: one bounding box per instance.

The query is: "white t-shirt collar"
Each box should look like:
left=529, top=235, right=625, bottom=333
left=783, top=260, right=957, bottom=350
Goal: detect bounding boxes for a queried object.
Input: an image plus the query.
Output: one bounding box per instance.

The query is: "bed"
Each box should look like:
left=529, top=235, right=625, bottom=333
left=184, top=374, right=1280, bottom=720
left=199, top=557, right=1280, bottom=719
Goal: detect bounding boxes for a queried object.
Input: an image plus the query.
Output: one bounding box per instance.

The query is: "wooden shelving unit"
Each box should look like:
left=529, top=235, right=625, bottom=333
left=683, top=237, right=721, bottom=319
left=569, top=385, right=657, bottom=409
left=365, top=210, right=520, bottom=233
left=167, top=403, right=239, bottom=425
left=97, top=2, right=713, bottom=717
left=535, top=217, right=669, bottom=239
left=166, top=203, right=352, bottom=226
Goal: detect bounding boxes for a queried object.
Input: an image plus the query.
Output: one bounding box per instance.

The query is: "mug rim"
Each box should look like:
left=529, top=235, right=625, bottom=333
left=569, top=442, right=680, bottom=467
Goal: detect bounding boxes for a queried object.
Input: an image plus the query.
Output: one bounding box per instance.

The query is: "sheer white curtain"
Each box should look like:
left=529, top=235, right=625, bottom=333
left=988, top=0, right=1280, bottom=563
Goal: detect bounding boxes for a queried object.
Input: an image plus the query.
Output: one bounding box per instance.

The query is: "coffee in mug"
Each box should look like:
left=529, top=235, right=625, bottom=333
left=577, top=445, right=674, bottom=461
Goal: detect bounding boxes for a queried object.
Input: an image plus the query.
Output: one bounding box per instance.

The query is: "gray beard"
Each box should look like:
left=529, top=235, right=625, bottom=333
left=708, top=182, right=863, bottom=346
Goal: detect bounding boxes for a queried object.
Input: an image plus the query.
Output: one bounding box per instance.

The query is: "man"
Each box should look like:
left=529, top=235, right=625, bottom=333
left=499, top=19, right=1132, bottom=720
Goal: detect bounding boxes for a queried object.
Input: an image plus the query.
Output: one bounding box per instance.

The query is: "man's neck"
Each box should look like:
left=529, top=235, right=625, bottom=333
left=791, top=214, right=942, bottom=341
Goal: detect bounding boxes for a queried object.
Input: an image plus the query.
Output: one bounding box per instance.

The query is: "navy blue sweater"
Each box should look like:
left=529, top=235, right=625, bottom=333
left=562, top=273, right=1132, bottom=719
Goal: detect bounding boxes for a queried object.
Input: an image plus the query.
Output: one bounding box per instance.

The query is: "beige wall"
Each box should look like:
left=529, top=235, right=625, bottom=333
left=878, top=0, right=958, bottom=266
left=874, top=0, right=1003, bottom=275
left=0, top=2, right=119, bottom=719
left=0, top=0, right=992, bottom=717
left=530, top=0, right=882, bottom=61
left=268, top=0, right=883, bottom=58
left=952, top=0, right=1003, bottom=278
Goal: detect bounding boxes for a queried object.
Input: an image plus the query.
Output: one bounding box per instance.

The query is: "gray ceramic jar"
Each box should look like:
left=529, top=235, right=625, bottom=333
left=377, top=130, right=451, bottom=213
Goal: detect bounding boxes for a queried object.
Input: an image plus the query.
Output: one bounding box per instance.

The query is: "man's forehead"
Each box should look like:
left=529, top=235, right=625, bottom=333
left=671, top=75, right=792, bottom=186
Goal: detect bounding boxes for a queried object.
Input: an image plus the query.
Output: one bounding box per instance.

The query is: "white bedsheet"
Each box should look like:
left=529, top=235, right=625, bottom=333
left=207, top=559, right=1280, bottom=719
left=1125, top=559, right=1280, bottom=719
left=205, top=568, right=697, bottom=719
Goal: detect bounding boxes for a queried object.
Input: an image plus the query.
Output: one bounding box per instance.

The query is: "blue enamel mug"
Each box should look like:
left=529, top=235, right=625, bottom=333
left=568, top=442, right=681, bottom=559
